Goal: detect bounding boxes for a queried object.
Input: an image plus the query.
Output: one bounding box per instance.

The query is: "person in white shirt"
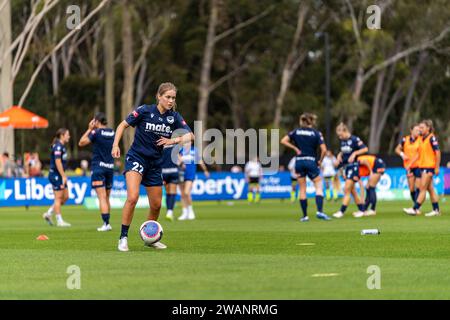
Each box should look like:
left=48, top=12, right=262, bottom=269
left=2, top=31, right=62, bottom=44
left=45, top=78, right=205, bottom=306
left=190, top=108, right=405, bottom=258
left=245, top=157, right=263, bottom=203
left=287, top=157, right=298, bottom=202
left=321, top=150, right=339, bottom=201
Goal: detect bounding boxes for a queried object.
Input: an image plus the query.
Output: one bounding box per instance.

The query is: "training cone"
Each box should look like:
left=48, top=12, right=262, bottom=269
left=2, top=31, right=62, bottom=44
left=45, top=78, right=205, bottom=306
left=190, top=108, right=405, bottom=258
left=36, top=234, right=49, bottom=241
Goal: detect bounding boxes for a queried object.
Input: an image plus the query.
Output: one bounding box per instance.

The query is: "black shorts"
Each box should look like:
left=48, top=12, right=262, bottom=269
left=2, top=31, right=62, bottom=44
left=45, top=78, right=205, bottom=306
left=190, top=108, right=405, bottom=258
left=249, top=177, right=260, bottom=184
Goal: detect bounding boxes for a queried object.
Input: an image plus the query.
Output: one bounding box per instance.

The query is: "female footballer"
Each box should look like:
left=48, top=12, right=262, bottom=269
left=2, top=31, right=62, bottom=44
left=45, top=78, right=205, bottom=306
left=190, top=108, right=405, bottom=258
left=332, top=123, right=368, bottom=219
left=42, top=128, right=72, bottom=227
left=79, top=112, right=115, bottom=231
left=178, top=142, right=209, bottom=220
left=395, top=124, right=422, bottom=205
left=357, top=154, right=386, bottom=216
left=404, top=120, right=441, bottom=216
left=162, top=144, right=180, bottom=221
left=112, top=83, right=194, bottom=251
left=281, top=113, right=330, bottom=222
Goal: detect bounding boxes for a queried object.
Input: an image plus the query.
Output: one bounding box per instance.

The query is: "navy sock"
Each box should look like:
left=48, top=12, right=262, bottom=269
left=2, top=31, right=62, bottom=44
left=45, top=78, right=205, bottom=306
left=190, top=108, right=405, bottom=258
left=369, top=187, right=377, bottom=210
left=166, top=194, right=175, bottom=210
left=120, top=225, right=130, bottom=239
left=415, top=189, right=420, bottom=202
left=432, top=202, right=440, bottom=212
left=315, top=195, right=324, bottom=213
left=300, top=199, right=308, bottom=217
left=358, top=204, right=365, bottom=212
left=101, top=213, right=110, bottom=225
left=165, top=194, right=171, bottom=209
left=170, top=194, right=177, bottom=210
left=364, top=188, right=371, bottom=211
left=414, top=202, right=422, bottom=210
left=410, top=191, right=416, bottom=203
left=340, top=205, right=347, bottom=213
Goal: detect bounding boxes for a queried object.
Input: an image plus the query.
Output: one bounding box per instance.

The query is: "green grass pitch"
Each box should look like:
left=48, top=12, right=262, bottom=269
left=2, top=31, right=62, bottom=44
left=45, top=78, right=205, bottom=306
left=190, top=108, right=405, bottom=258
left=0, top=198, right=449, bottom=299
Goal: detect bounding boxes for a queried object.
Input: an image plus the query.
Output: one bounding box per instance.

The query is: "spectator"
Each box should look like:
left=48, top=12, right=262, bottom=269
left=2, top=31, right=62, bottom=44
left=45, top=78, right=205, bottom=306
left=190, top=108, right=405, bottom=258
left=26, top=152, right=43, bottom=177
left=80, top=159, right=89, bottom=176
left=230, top=165, right=242, bottom=173
left=14, top=156, right=27, bottom=178
left=447, top=161, right=450, bottom=169
left=0, top=152, right=14, bottom=178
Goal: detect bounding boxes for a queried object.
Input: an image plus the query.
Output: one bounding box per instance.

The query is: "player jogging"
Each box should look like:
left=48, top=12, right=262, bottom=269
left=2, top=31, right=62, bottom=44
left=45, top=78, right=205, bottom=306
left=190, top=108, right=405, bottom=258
left=357, top=154, right=386, bottom=216
left=78, top=112, right=115, bottom=231
left=162, top=144, right=180, bottom=221
left=42, top=128, right=71, bottom=227
left=404, top=119, right=441, bottom=217
left=281, top=113, right=330, bottom=222
left=395, top=124, right=422, bottom=205
left=178, top=142, right=209, bottom=220
left=112, top=82, right=193, bottom=252
left=332, top=123, right=368, bottom=219
left=321, top=150, right=339, bottom=201
left=244, top=157, right=263, bottom=204
left=287, top=156, right=299, bottom=202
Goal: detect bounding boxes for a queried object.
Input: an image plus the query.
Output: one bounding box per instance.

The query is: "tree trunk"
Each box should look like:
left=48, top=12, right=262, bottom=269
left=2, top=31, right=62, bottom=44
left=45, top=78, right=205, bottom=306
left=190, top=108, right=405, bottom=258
left=273, top=2, right=308, bottom=129
left=120, top=0, right=134, bottom=151
left=0, top=0, right=14, bottom=156
left=368, top=69, right=386, bottom=152
left=197, top=0, right=219, bottom=134
left=103, top=1, right=115, bottom=127
left=398, top=51, right=428, bottom=138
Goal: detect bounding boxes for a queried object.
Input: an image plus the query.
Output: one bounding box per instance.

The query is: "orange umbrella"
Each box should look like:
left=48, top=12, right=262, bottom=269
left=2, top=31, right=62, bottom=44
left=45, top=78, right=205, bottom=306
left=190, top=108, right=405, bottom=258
left=0, top=105, right=48, bottom=129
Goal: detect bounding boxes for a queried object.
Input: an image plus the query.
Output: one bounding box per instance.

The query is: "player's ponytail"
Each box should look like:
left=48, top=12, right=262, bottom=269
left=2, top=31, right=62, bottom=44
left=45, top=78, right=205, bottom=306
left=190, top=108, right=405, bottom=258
left=52, top=128, right=68, bottom=146
left=156, top=82, right=178, bottom=111
left=94, top=112, right=107, bottom=125
left=299, top=113, right=317, bottom=127
left=421, top=119, right=434, bottom=133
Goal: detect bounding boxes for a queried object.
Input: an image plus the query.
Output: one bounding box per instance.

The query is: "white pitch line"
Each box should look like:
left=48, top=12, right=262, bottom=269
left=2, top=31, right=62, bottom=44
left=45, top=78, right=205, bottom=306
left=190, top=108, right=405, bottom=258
left=296, top=243, right=316, bottom=246
left=311, top=273, right=340, bottom=278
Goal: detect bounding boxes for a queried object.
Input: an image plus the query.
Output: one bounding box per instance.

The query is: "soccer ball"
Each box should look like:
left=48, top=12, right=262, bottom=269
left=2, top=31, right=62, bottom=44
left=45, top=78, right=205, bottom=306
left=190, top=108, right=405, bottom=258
left=139, top=220, right=163, bottom=245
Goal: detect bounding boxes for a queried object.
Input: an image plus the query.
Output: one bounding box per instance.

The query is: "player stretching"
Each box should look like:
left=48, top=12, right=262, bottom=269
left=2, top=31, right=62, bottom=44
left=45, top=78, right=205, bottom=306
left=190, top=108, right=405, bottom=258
left=281, top=113, right=330, bottom=222
left=162, top=144, right=180, bottom=221
left=404, top=120, right=441, bottom=217
left=43, top=128, right=71, bottom=227
left=79, top=112, right=115, bottom=231
left=332, top=123, right=368, bottom=219
left=178, top=142, right=209, bottom=220
left=357, top=154, right=386, bottom=216
left=321, top=150, right=339, bottom=201
left=112, top=83, right=193, bottom=251
left=395, top=124, right=422, bottom=206
left=244, top=157, right=263, bottom=204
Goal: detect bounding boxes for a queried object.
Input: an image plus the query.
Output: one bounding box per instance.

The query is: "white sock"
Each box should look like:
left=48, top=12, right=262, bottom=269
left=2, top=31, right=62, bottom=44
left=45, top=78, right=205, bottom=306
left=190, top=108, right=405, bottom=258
left=47, top=205, right=54, bottom=215
left=56, top=214, right=63, bottom=223
left=167, top=210, right=173, bottom=216
left=182, top=208, right=188, bottom=216
left=188, top=206, right=194, bottom=214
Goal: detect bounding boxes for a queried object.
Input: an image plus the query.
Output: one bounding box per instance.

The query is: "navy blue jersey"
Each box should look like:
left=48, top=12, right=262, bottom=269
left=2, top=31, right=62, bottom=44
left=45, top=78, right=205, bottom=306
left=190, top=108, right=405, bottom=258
left=126, top=104, right=191, bottom=159
left=161, top=145, right=180, bottom=170
left=88, top=128, right=115, bottom=170
left=340, top=135, right=367, bottom=165
left=288, top=127, right=325, bottom=159
left=50, top=141, right=68, bottom=172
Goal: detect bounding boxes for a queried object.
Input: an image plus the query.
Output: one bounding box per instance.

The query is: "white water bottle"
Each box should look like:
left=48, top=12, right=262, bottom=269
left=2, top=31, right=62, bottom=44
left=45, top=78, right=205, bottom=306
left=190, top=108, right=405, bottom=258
left=361, top=229, right=380, bottom=235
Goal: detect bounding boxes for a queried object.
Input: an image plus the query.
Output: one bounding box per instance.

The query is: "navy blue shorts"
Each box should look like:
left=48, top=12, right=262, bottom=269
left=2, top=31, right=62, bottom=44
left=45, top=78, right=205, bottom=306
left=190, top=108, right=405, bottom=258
left=420, top=168, right=435, bottom=175
left=344, top=163, right=360, bottom=181
left=124, top=153, right=163, bottom=187
left=162, top=172, right=179, bottom=184
left=91, top=168, right=114, bottom=189
left=407, top=168, right=421, bottom=178
left=295, top=159, right=320, bottom=180
left=49, top=172, right=67, bottom=191
left=373, top=158, right=386, bottom=174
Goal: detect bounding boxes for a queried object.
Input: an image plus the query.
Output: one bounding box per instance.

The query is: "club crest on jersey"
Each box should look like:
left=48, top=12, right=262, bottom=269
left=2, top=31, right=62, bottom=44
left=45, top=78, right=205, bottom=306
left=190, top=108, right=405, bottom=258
left=167, top=116, right=174, bottom=124
left=132, top=110, right=139, bottom=118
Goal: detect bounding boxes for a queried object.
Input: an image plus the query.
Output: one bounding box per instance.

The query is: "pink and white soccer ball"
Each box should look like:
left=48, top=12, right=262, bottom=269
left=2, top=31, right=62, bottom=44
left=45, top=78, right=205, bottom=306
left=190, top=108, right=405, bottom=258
left=139, top=220, right=163, bottom=245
